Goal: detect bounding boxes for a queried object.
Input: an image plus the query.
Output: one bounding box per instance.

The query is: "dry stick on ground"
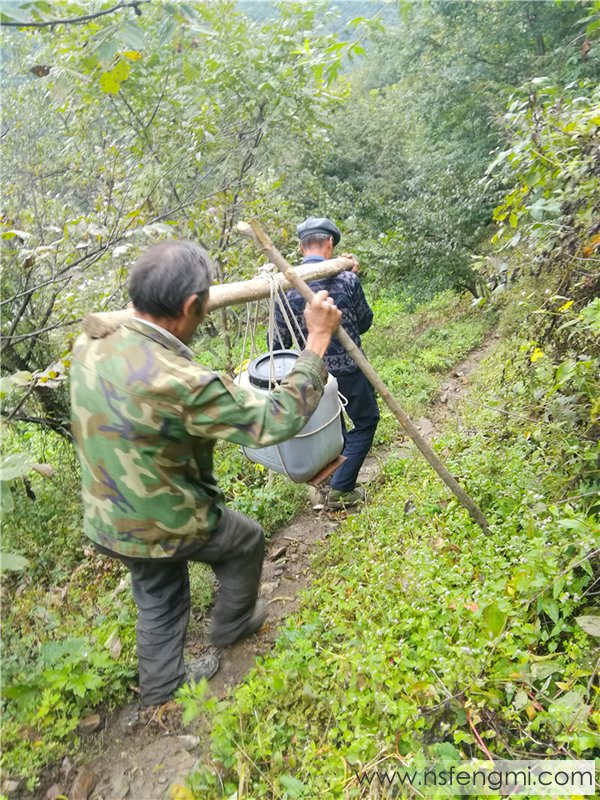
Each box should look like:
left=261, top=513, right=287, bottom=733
left=239, top=219, right=491, bottom=534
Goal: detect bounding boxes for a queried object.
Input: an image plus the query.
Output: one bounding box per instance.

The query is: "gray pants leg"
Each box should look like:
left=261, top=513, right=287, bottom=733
left=189, top=507, right=265, bottom=647
left=127, top=558, right=190, bottom=706
left=118, top=507, right=265, bottom=705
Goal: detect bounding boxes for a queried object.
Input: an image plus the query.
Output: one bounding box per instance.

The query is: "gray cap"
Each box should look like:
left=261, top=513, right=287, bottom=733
left=297, top=217, right=341, bottom=246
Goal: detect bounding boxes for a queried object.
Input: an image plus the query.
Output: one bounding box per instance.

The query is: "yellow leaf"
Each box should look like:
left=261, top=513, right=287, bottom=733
left=122, top=50, right=143, bottom=61
left=558, top=299, right=574, bottom=312
left=582, top=232, right=600, bottom=258
left=410, top=680, right=431, bottom=694
left=525, top=704, right=537, bottom=720
left=524, top=431, right=531, bottom=440
left=169, top=785, right=195, bottom=800
left=99, top=59, right=131, bottom=95
left=530, top=348, right=544, bottom=363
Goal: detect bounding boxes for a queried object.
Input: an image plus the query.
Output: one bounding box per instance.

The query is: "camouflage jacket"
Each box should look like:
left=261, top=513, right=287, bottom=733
left=70, top=317, right=327, bottom=559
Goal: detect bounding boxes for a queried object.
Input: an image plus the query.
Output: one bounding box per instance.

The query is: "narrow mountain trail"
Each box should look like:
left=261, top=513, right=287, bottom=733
left=48, top=332, right=500, bottom=800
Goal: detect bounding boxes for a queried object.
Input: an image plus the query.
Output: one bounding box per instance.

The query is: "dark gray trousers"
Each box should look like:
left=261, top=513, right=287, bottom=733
left=100, top=507, right=264, bottom=706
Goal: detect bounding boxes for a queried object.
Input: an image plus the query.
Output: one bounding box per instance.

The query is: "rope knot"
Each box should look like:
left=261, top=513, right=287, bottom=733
left=256, top=262, right=278, bottom=279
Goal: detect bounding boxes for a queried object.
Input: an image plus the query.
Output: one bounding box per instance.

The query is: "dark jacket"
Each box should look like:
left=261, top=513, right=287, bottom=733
left=274, top=257, right=374, bottom=376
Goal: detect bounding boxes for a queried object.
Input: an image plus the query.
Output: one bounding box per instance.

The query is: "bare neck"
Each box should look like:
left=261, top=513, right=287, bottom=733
left=133, top=310, right=182, bottom=340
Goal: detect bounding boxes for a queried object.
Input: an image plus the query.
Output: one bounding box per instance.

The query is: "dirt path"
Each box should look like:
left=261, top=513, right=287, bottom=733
left=44, top=333, right=499, bottom=800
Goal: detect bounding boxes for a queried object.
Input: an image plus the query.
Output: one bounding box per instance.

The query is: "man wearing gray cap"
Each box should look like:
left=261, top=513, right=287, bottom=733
left=274, top=217, right=379, bottom=509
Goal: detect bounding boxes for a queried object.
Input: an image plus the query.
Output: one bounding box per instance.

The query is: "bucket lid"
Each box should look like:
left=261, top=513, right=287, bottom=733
left=248, top=350, right=299, bottom=389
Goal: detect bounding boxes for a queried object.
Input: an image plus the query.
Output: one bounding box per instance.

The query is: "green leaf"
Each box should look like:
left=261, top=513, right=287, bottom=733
left=549, top=691, right=590, bottom=728
left=347, top=17, right=367, bottom=29
left=0, top=6, right=33, bottom=23
left=431, top=742, right=461, bottom=761
left=279, top=775, right=307, bottom=797
left=540, top=597, right=560, bottom=623
left=0, top=482, right=14, bottom=513
left=189, top=23, right=217, bottom=37
left=158, top=17, right=177, bottom=46
left=97, top=35, right=121, bottom=66
left=482, top=603, right=507, bottom=637
left=68, top=671, right=103, bottom=698
left=530, top=660, right=561, bottom=680
left=2, top=229, right=31, bottom=240
left=514, top=688, right=529, bottom=710
left=553, top=359, right=577, bottom=388
left=575, top=615, right=600, bottom=638
left=0, top=551, right=29, bottom=571
left=557, top=518, right=591, bottom=534
left=0, top=453, right=34, bottom=481
left=10, top=370, right=33, bottom=386
left=117, top=19, right=147, bottom=51
left=0, top=376, right=12, bottom=397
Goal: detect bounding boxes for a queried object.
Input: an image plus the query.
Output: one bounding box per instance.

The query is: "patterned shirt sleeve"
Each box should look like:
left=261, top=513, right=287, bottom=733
left=183, top=350, right=327, bottom=447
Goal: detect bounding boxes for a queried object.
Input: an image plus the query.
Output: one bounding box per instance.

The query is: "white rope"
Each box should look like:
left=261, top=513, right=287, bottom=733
left=274, top=290, right=302, bottom=350
left=237, top=301, right=252, bottom=378
left=268, top=273, right=278, bottom=390
left=255, top=263, right=298, bottom=392
left=238, top=263, right=345, bottom=418
left=236, top=300, right=261, bottom=379
left=277, top=283, right=306, bottom=349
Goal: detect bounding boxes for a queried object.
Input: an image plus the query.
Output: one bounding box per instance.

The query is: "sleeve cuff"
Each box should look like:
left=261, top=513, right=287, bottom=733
left=296, top=349, right=328, bottom=391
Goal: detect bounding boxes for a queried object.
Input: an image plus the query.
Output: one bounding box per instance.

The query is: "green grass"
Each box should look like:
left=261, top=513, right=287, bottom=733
left=0, top=558, right=138, bottom=786
left=363, top=290, right=495, bottom=442
left=186, top=298, right=600, bottom=798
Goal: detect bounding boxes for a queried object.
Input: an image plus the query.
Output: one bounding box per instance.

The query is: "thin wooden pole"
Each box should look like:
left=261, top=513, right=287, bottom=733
left=240, top=220, right=490, bottom=534
left=83, top=256, right=354, bottom=339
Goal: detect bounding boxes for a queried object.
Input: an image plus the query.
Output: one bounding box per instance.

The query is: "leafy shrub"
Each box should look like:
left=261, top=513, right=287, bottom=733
left=1, top=564, right=137, bottom=788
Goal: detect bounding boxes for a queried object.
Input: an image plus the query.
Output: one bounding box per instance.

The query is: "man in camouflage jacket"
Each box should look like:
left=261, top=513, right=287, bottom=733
left=70, top=239, right=341, bottom=706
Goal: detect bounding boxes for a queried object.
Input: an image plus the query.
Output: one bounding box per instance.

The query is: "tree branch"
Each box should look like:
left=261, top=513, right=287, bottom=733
left=5, top=317, right=80, bottom=344
left=0, top=1, right=148, bottom=29
left=0, top=410, right=72, bottom=439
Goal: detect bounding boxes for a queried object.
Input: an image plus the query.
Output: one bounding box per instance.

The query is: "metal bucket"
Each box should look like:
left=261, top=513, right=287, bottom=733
left=237, top=350, right=344, bottom=482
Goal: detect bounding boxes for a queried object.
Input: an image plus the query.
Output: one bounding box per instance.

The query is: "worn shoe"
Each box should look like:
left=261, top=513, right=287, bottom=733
left=325, top=486, right=366, bottom=510
left=209, top=599, right=268, bottom=648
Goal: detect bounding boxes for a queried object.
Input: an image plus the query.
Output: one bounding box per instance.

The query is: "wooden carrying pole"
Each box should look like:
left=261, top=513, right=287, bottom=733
left=239, top=220, right=490, bottom=534
left=84, top=256, right=355, bottom=338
